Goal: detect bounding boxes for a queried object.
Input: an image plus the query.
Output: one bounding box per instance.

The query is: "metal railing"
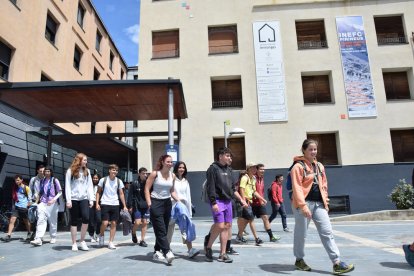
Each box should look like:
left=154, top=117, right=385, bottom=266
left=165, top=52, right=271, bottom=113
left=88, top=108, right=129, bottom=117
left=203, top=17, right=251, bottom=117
left=298, top=40, right=328, bottom=49
left=212, top=98, right=243, bottom=108
left=377, top=36, right=407, bottom=45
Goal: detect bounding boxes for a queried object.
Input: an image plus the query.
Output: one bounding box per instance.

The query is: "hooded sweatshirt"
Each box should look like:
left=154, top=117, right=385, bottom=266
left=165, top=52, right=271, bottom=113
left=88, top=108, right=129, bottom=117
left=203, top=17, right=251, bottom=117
left=291, top=156, right=329, bottom=211
left=206, top=161, right=235, bottom=205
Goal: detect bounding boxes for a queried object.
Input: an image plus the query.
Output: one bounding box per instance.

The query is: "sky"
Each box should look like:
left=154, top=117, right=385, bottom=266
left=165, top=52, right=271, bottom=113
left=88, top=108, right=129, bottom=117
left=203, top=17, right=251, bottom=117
left=91, top=0, right=140, bottom=67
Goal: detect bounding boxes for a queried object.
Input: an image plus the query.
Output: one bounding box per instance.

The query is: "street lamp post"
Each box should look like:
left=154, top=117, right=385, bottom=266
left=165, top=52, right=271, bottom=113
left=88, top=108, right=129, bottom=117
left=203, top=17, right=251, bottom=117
left=224, top=120, right=245, bottom=148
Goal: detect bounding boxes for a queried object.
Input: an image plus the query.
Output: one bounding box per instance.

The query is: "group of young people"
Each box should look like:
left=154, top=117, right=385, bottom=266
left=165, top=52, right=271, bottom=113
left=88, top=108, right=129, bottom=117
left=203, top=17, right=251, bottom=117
left=203, top=140, right=355, bottom=275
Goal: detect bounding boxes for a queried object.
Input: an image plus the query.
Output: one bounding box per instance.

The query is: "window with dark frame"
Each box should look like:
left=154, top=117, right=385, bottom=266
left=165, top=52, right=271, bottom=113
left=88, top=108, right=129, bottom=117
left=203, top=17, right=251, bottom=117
left=133, top=74, right=138, bottom=80
left=45, top=14, right=58, bottom=45
left=0, top=41, right=12, bottom=80
left=121, top=70, right=124, bottom=80
left=73, top=46, right=82, bottom=71
left=391, top=129, right=414, bottom=162
left=95, top=31, right=102, bottom=52
left=152, top=30, right=179, bottom=59
left=77, top=3, right=85, bottom=28
left=296, top=20, right=328, bottom=50
left=302, top=75, right=332, bottom=104
left=374, top=16, right=407, bottom=45
left=106, top=124, right=112, bottom=134
left=211, top=78, right=243, bottom=108
left=307, top=133, right=339, bottom=165
left=109, top=51, right=114, bottom=71
left=91, top=122, right=96, bottom=134
left=208, top=25, right=239, bottom=54
left=383, top=71, right=411, bottom=100
left=93, top=68, right=100, bottom=80
left=213, top=137, right=246, bottom=170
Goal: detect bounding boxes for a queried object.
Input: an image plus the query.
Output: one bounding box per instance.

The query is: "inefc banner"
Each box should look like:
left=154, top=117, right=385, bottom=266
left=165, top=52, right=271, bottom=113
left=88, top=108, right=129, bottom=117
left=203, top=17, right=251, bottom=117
left=252, top=21, right=287, bottom=122
left=336, top=16, right=377, bottom=118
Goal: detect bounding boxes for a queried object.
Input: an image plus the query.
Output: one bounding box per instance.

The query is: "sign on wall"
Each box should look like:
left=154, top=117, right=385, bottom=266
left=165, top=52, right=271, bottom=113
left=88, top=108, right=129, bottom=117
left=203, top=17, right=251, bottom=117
left=336, top=16, right=377, bottom=118
left=252, top=21, right=288, bottom=122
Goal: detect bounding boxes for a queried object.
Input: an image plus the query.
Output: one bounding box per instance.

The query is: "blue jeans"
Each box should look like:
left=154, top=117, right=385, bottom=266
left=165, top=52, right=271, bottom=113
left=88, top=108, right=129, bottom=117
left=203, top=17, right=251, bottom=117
left=269, top=202, right=287, bottom=229
left=293, top=201, right=340, bottom=264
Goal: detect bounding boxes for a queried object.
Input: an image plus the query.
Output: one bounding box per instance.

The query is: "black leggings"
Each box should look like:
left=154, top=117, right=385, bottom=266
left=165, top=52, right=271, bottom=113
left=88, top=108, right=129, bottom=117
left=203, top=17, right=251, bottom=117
left=69, top=200, right=90, bottom=226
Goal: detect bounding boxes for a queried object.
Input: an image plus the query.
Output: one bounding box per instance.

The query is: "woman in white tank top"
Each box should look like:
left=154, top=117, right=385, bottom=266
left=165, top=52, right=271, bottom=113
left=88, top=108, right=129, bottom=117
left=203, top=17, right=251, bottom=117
left=145, top=155, right=180, bottom=265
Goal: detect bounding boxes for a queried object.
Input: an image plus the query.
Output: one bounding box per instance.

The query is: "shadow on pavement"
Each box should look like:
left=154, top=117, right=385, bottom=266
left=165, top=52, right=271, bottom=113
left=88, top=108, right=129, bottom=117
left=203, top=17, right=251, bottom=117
left=259, top=263, right=332, bottom=275
left=380, top=261, right=414, bottom=271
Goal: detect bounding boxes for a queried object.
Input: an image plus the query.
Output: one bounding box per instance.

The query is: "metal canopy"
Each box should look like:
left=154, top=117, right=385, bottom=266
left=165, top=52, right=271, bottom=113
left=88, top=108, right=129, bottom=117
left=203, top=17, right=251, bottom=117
left=0, top=80, right=187, bottom=169
left=0, top=80, right=187, bottom=123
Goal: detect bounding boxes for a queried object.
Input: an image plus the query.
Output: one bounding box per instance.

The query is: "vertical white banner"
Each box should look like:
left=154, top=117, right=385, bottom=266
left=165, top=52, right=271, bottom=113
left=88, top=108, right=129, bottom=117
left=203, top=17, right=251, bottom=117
left=252, top=21, right=287, bottom=122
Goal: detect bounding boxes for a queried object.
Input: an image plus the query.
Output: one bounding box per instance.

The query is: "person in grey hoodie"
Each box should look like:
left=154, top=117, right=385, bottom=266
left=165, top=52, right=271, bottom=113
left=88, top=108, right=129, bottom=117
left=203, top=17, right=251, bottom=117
left=65, top=153, right=93, bottom=252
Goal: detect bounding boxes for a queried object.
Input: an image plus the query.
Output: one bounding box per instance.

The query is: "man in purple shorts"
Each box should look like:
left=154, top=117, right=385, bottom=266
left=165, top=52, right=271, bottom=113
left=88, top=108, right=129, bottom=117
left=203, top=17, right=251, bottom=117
left=205, top=147, right=244, bottom=263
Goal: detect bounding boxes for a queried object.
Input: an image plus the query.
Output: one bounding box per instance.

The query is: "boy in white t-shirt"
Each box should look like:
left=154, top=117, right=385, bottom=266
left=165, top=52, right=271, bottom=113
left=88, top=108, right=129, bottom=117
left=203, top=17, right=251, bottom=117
left=96, top=164, right=128, bottom=249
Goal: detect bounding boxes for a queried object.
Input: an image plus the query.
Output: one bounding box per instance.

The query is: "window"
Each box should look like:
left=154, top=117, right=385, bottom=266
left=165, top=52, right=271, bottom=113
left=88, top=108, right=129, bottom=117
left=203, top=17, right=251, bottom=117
left=374, top=16, right=407, bottom=45
left=133, top=74, right=138, bottom=80
left=151, top=140, right=178, bottom=169
left=45, top=14, right=58, bottom=45
left=109, top=51, right=114, bottom=71
left=73, top=46, right=82, bottom=71
left=296, top=20, right=328, bottom=49
left=77, top=3, right=85, bottom=28
left=211, top=78, right=243, bottom=108
left=106, top=124, right=112, bottom=134
left=95, top=31, right=102, bottom=52
left=40, top=74, right=51, bottom=81
left=91, top=122, right=96, bottom=134
left=121, top=70, right=124, bottom=80
left=93, top=68, right=100, bottom=80
left=302, top=75, right=332, bottom=104
left=152, top=30, right=179, bottom=59
left=391, top=129, right=414, bottom=162
left=307, top=133, right=339, bottom=165
left=0, top=41, right=12, bottom=80
left=213, top=137, right=245, bottom=170
left=383, top=71, right=411, bottom=100
left=208, top=25, right=238, bottom=54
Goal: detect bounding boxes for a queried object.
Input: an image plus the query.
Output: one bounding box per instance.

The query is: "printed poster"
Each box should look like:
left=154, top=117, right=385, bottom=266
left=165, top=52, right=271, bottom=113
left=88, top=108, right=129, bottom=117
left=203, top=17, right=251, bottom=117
left=252, top=21, right=287, bottom=122
left=336, top=16, right=377, bottom=118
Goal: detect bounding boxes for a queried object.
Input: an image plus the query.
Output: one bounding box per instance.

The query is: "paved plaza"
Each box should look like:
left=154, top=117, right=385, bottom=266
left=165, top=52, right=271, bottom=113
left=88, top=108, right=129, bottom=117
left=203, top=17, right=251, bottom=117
left=0, top=217, right=413, bottom=276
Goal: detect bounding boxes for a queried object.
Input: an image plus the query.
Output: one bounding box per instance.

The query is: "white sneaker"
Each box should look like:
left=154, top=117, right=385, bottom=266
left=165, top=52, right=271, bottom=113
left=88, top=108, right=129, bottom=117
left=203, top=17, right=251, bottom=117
left=89, top=235, right=96, bottom=243
left=30, top=238, right=42, bottom=246
left=98, top=235, right=104, bottom=247
left=188, top=248, right=200, bottom=258
left=72, top=243, right=78, bottom=251
left=79, top=241, right=89, bottom=251
left=153, top=251, right=165, bottom=261
left=50, top=238, right=56, bottom=244
left=108, top=242, right=116, bottom=250
left=166, top=250, right=175, bottom=264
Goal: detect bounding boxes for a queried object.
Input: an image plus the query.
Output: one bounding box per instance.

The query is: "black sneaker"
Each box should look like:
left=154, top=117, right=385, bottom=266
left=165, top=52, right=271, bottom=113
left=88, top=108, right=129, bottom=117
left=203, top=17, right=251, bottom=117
left=295, top=259, right=311, bottom=271
left=333, top=261, right=354, bottom=275
left=139, top=240, right=147, bottom=247
left=226, top=247, right=239, bottom=255
left=204, top=234, right=210, bottom=253
left=2, top=235, right=11, bottom=242
left=236, top=235, right=247, bottom=243
left=205, top=247, right=213, bottom=262
left=255, top=237, right=263, bottom=246
left=131, top=233, right=138, bottom=244
left=217, top=253, right=233, bottom=263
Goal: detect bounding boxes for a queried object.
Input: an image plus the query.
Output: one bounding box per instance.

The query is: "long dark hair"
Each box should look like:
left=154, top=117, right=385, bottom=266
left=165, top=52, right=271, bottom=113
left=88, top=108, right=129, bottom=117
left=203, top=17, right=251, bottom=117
left=173, top=161, right=188, bottom=179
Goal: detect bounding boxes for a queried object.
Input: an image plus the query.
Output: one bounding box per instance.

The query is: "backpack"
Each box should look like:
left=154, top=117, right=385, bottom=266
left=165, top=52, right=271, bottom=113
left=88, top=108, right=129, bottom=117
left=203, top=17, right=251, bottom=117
left=201, top=179, right=209, bottom=203
left=39, top=177, right=60, bottom=204
left=286, top=161, right=307, bottom=200
left=267, top=184, right=273, bottom=201
left=286, top=161, right=323, bottom=200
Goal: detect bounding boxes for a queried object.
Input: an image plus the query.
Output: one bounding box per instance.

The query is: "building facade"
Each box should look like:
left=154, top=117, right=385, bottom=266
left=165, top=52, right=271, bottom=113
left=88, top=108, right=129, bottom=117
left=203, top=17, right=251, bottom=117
left=0, top=0, right=129, bottom=204
left=138, top=0, right=414, bottom=214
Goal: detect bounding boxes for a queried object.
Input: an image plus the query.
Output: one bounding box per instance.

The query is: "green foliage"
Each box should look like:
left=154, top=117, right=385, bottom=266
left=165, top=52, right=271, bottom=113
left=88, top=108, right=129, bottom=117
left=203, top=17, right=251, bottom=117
left=388, top=179, right=414, bottom=209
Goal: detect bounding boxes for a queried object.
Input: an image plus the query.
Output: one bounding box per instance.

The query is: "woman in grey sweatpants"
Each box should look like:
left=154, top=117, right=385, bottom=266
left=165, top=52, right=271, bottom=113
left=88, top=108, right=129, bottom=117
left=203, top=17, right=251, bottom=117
left=291, top=139, right=354, bottom=275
